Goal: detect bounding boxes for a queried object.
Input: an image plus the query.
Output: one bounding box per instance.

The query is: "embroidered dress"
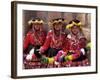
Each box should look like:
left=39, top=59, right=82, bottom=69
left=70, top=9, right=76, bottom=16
left=23, top=31, right=46, bottom=58
left=40, top=30, right=66, bottom=57
left=66, top=32, right=87, bottom=61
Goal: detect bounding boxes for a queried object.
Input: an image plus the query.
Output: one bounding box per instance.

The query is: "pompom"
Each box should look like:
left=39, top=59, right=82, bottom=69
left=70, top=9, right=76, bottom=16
left=41, top=56, right=48, bottom=63
left=67, top=55, right=73, bottom=60
left=64, top=56, right=69, bottom=61
left=54, top=61, right=59, bottom=65
left=26, top=54, right=32, bottom=61
left=80, top=48, right=85, bottom=55
left=86, top=42, right=91, bottom=48
left=29, top=48, right=34, bottom=55
left=67, top=34, right=71, bottom=39
left=65, top=55, right=73, bottom=61
left=48, top=57, right=54, bottom=64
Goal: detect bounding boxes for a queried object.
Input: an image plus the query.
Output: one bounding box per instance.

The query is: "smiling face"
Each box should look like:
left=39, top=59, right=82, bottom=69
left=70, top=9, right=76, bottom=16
left=32, top=23, right=42, bottom=31
left=71, top=25, right=80, bottom=35
left=53, top=23, right=62, bottom=31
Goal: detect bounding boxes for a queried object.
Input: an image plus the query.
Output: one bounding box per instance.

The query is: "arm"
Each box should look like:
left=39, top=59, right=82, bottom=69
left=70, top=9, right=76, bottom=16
left=23, top=33, right=31, bottom=50
left=39, top=31, right=46, bottom=45
left=23, top=32, right=34, bottom=51
left=40, top=31, right=52, bottom=53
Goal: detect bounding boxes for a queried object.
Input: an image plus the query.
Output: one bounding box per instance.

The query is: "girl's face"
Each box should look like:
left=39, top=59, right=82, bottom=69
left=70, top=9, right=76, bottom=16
left=71, top=25, right=80, bottom=35
left=54, top=23, right=62, bottom=31
left=32, top=23, right=42, bottom=31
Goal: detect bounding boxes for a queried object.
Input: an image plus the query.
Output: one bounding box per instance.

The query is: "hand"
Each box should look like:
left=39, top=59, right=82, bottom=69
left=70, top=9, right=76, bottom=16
left=39, top=47, right=45, bottom=53
left=29, top=48, right=34, bottom=55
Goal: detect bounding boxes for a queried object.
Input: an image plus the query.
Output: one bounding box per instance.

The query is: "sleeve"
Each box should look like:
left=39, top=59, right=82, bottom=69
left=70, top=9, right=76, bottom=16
left=40, top=31, right=46, bottom=45
left=23, top=32, right=34, bottom=50
left=40, top=31, right=52, bottom=53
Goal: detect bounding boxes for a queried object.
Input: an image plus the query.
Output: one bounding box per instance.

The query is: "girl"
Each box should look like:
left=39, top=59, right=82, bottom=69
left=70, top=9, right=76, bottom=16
left=23, top=18, right=46, bottom=61
left=65, top=19, right=87, bottom=63
left=39, top=18, right=67, bottom=58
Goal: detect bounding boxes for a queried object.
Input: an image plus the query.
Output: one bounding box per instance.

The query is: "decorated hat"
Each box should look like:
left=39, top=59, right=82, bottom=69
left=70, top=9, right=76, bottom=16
left=28, top=18, right=44, bottom=26
left=49, top=18, right=67, bottom=27
left=66, top=19, right=82, bottom=29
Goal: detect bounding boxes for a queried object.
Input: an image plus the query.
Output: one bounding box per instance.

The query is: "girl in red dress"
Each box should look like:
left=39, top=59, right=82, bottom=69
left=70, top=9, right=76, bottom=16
left=55, top=19, right=87, bottom=65
left=65, top=19, right=87, bottom=63
left=39, top=18, right=67, bottom=58
left=23, top=18, right=46, bottom=61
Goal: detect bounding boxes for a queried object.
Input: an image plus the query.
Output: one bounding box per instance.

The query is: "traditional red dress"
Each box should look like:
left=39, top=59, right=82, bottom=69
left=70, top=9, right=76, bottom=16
left=66, top=33, right=87, bottom=60
left=40, top=30, right=66, bottom=57
left=23, top=30, right=46, bottom=53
